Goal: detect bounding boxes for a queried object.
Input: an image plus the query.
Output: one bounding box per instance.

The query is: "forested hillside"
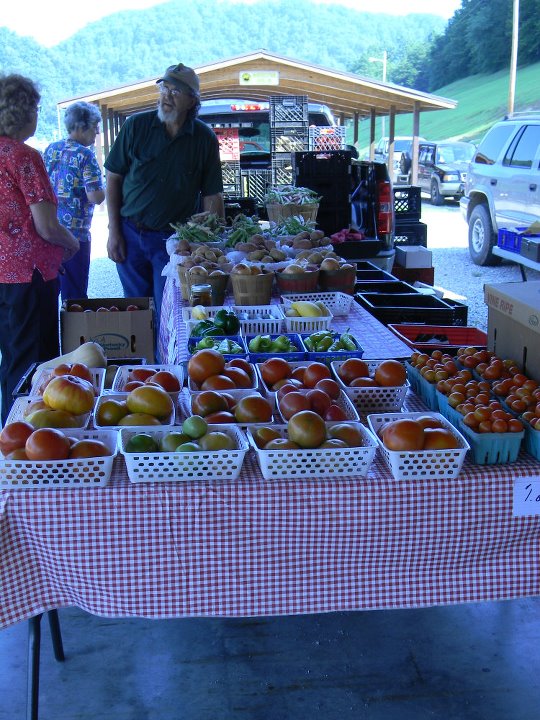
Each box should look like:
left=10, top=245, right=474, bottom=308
left=1, top=0, right=538, bottom=144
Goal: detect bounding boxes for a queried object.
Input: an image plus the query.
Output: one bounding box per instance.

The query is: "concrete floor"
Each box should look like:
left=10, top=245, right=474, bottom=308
left=1, top=598, right=539, bottom=720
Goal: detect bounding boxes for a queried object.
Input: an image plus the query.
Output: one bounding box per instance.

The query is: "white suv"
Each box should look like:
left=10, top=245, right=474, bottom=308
left=460, top=114, right=540, bottom=265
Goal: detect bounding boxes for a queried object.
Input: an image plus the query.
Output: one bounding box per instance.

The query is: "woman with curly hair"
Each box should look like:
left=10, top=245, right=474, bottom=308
left=0, top=74, right=79, bottom=424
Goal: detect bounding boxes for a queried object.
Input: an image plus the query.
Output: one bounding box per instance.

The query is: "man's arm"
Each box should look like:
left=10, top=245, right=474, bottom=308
left=105, top=171, right=126, bottom=263
left=202, top=192, right=225, bottom=220
left=30, top=201, right=80, bottom=261
left=86, top=189, right=105, bottom=205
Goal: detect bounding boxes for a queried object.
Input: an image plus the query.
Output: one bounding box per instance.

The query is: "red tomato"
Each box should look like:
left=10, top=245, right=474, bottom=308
left=306, top=388, right=332, bottom=417
left=191, top=390, right=229, bottom=417
left=422, top=428, right=459, bottom=449
left=200, top=374, right=237, bottom=391
left=124, top=380, right=145, bottom=392
left=187, top=349, right=226, bottom=385
left=327, top=422, right=364, bottom=447
left=382, top=419, right=424, bottom=451
left=349, top=377, right=378, bottom=388
left=129, top=368, right=157, bottom=383
left=323, top=404, right=348, bottom=421
left=68, top=363, right=94, bottom=384
left=0, top=421, right=34, bottom=456
left=278, top=391, right=311, bottom=421
left=126, top=385, right=174, bottom=420
left=146, top=370, right=181, bottom=392
left=42, top=375, right=95, bottom=415
left=373, top=360, right=407, bottom=387
left=337, top=358, right=370, bottom=385
left=204, top=410, right=236, bottom=424
left=69, top=440, right=111, bottom=458
left=302, top=362, right=331, bottom=388
left=25, top=428, right=71, bottom=460
left=222, top=367, right=253, bottom=389
left=260, top=358, right=291, bottom=387
left=225, top=358, right=253, bottom=379
left=287, top=410, right=326, bottom=448
left=314, top=378, right=340, bottom=399
left=233, top=395, right=273, bottom=423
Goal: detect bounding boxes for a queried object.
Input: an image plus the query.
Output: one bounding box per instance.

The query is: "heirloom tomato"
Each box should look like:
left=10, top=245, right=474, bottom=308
left=146, top=370, right=181, bottom=392
left=42, top=375, right=95, bottom=415
left=25, top=428, right=71, bottom=460
left=381, top=419, right=424, bottom=451
left=69, top=440, right=111, bottom=458
left=233, top=395, right=273, bottom=423
left=287, top=410, right=326, bottom=449
left=0, top=421, right=34, bottom=456
left=187, top=349, right=225, bottom=385
left=126, top=385, right=173, bottom=420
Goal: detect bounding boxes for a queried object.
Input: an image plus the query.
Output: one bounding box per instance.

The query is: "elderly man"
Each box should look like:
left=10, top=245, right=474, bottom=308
left=104, top=62, right=224, bottom=327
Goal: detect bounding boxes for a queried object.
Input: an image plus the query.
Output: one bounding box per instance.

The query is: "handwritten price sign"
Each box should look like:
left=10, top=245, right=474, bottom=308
left=513, top=477, right=540, bottom=516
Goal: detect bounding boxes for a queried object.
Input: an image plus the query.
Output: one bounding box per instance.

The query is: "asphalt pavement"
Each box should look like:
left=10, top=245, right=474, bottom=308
left=88, top=201, right=540, bottom=332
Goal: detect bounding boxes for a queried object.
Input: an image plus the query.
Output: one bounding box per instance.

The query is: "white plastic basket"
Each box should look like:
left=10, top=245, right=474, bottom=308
left=30, top=367, right=105, bottom=396
left=6, top=396, right=91, bottom=429
left=280, top=298, right=333, bottom=334
left=181, top=304, right=233, bottom=323
left=367, top=411, right=470, bottom=481
left=247, top=423, right=378, bottom=480
left=111, top=364, right=183, bottom=398
left=93, top=393, right=175, bottom=429
left=119, top=425, right=249, bottom=482
left=281, top=292, right=353, bottom=317
left=233, top=304, right=284, bottom=335
left=331, top=360, right=409, bottom=415
left=255, top=360, right=310, bottom=409
left=0, top=429, right=118, bottom=490
left=276, top=388, right=359, bottom=423
left=181, top=389, right=272, bottom=428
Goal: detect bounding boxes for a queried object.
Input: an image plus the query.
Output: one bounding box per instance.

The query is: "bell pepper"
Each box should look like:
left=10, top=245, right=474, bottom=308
left=213, top=309, right=240, bottom=335
left=190, top=320, right=215, bottom=337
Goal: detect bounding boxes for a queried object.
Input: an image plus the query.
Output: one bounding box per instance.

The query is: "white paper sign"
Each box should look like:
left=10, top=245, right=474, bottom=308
left=513, top=476, right=540, bottom=516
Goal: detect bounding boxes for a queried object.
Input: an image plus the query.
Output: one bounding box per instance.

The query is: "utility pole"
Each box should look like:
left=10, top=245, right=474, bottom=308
left=508, top=0, right=520, bottom=114
left=369, top=50, right=388, bottom=137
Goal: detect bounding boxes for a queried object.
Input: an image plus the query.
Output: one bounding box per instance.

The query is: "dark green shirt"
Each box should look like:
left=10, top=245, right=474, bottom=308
left=104, top=110, right=223, bottom=232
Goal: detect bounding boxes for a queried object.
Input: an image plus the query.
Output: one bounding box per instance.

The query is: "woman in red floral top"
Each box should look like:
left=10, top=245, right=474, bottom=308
left=0, top=74, right=79, bottom=424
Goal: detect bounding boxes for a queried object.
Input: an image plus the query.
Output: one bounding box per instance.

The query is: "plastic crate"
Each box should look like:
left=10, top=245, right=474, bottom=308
left=0, top=429, right=117, bottom=490
left=93, top=393, right=175, bottom=429
left=283, top=306, right=333, bottom=334
left=356, top=268, right=395, bottom=282
left=308, top=127, right=346, bottom=152
left=331, top=238, right=383, bottom=260
left=233, top=304, right=284, bottom=335
left=221, top=160, right=242, bottom=196
left=269, top=96, right=309, bottom=126
left=393, top=186, right=422, bottom=222
left=388, top=324, right=487, bottom=353
left=181, top=305, right=234, bottom=323
left=187, top=335, right=247, bottom=359
left=271, top=156, right=294, bottom=187
left=30, top=367, right=105, bottom=397
left=405, top=362, right=438, bottom=410
left=6, top=396, right=92, bottom=429
left=111, top=364, right=183, bottom=398
left=294, top=150, right=352, bottom=179
left=241, top=169, right=272, bottom=206
left=524, top=423, right=540, bottom=460
left=271, top=126, right=309, bottom=154
left=459, top=423, right=524, bottom=465
left=276, top=389, right=359, bottom=424
left=367, top=412, right=470, bottom=480
left=331, top=360, right=408, bottom=415
left=300, top=333, right=364, bottom=366
left=119, top=425, right=249, bottom=483
left=497, top=227, right=530, bottom=253
left=246, top=423, right=378, bottom=480
left=355, top=280, right=418, bottom=295
left=245, top=333, right=305, bottom=363
left=393, top=221, right=428, bottom=247
left=443, top=298, right=468, bottom=326
left=520, top=236, right=540, bottom=262
left=281, top=292, right=353, bottom=317
left=214, top=127, right=240, bottom=162
left=356, top=293, right=456, bottom=326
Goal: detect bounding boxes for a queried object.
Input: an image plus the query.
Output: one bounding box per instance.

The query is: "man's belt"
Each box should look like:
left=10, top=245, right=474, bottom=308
left=124, top=217, right=170, bottom=234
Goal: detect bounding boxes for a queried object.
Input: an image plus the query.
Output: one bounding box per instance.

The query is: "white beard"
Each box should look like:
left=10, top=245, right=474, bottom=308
left=157, top=101, right=178, bottom=124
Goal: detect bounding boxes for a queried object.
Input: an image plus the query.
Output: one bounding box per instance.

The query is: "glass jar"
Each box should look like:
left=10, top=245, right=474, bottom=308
left=189, top=283, right=213, bottom=307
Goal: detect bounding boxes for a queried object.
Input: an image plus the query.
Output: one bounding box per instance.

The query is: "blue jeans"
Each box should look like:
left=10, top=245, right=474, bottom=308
left=59, top=233, right=91, bottom=301
left=116, top=220, right=171, bottom=356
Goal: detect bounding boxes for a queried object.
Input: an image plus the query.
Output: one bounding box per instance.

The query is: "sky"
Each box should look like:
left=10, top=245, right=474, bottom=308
left=3, top=0, right=461, bottom=47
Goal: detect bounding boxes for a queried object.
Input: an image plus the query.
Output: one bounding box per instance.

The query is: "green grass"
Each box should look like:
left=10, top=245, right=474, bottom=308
left=357, top=61, right=540, bottom=148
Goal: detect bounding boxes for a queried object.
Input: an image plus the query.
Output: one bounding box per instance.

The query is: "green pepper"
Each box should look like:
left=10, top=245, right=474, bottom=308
left=201, top=326, right=222, bottom=337
left=213, top=309, right=240, bottom=335
left=303, top=336, right=314, bottom=351
left=195, top=337, right=216, bottom=350
left=340, top=330, right=357, bottom=351
left=190, top=320, right=215, bottom=337
left=259, top=335, right=273, bottom=352
left=327, top=340, right=343, bottom=352
left=309, top=330, right=333, bottom=345
left=315, top=336, right=334, bottom=352
left=248, top=335, right=263, bottom=352
left=271, top=335, right=294, bottom=352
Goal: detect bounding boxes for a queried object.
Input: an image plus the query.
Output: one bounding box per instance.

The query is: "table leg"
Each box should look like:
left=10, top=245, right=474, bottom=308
left=47, top=610, right=65, bottom=662
left=27, top=614, right=42, bottom=720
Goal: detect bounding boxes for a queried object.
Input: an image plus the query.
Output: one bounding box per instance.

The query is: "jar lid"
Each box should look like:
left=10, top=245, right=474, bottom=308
left=190, top=283, right=212, bottom=292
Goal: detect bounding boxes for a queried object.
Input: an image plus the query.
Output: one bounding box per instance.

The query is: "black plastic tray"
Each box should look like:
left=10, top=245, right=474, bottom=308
left=355, top=292, right=456, bottom=326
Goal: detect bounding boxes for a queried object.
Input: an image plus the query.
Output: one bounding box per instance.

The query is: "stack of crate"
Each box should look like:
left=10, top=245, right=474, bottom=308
left=270, top=96, right=309, bottom=187
left=214, top=127, right=242, bottom=198
left=294, top=150, right=353, bottom=236
left=391, top=186, right=433, bottom=284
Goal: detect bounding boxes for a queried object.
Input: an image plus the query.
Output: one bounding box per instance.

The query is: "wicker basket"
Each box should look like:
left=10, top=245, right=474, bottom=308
left=186, top=272, right=229, bottom=306
left=231, top=271, right=275, bottom=306
left=265, top=203, right=319, bottom=224
left=276, top=268, right=319, bottom=294
left=177, top=264, right=190, bottom=300
left=319, top=266, right=356, bottom=294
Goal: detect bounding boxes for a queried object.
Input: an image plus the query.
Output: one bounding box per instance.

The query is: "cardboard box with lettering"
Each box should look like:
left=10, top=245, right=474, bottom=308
left=61, top=297, right=155, bottom=362
left=395, top=246, right=433, bottom=269
left=484, top=281, right=540, bottom=381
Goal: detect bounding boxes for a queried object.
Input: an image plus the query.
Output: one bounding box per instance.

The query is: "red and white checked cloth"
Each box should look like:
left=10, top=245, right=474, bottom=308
left=1, top=448, right=539, bottom=628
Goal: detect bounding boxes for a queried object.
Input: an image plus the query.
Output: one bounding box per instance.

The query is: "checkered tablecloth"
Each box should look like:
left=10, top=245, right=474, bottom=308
left=2, top=278, right=539, bottom=629
left=2, top=444, right=539, bottom=628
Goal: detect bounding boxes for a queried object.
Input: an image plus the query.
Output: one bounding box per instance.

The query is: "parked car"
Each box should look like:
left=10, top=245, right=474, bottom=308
left=460, top=114, right=540, bottom=265
left=374, top=136, right=425, bottom=185
left=417, top=140, right=476, bottom=205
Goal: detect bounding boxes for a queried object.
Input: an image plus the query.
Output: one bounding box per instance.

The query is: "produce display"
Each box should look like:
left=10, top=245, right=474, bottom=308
left=302, top=330, right=357, bottom=353
left=189, top=337, right=245, bottom=355
left=247, top=334, right=300, bottom=354
left=189, top=309, right=240, bottom=337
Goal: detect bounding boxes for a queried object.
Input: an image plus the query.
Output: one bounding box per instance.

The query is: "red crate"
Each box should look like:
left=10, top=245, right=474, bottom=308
left=214, top=128, right=240, bottom=161
left=388, top=324, right=487, bottom=353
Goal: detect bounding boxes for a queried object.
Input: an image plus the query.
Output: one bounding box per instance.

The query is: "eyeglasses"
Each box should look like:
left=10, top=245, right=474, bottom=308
left=158, top=83, right=184, bottom=98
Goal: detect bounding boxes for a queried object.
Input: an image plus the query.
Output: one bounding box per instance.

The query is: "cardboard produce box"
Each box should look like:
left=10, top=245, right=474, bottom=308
left=61, top=297, right=155, bottom=362
left=395, top=246, right=433, bottom=268
left=484, top=281, right=540, bottom=381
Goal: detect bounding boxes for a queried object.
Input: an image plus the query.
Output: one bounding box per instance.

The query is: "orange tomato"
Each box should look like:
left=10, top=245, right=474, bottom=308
left=25, top=428, right=71, bottom=460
